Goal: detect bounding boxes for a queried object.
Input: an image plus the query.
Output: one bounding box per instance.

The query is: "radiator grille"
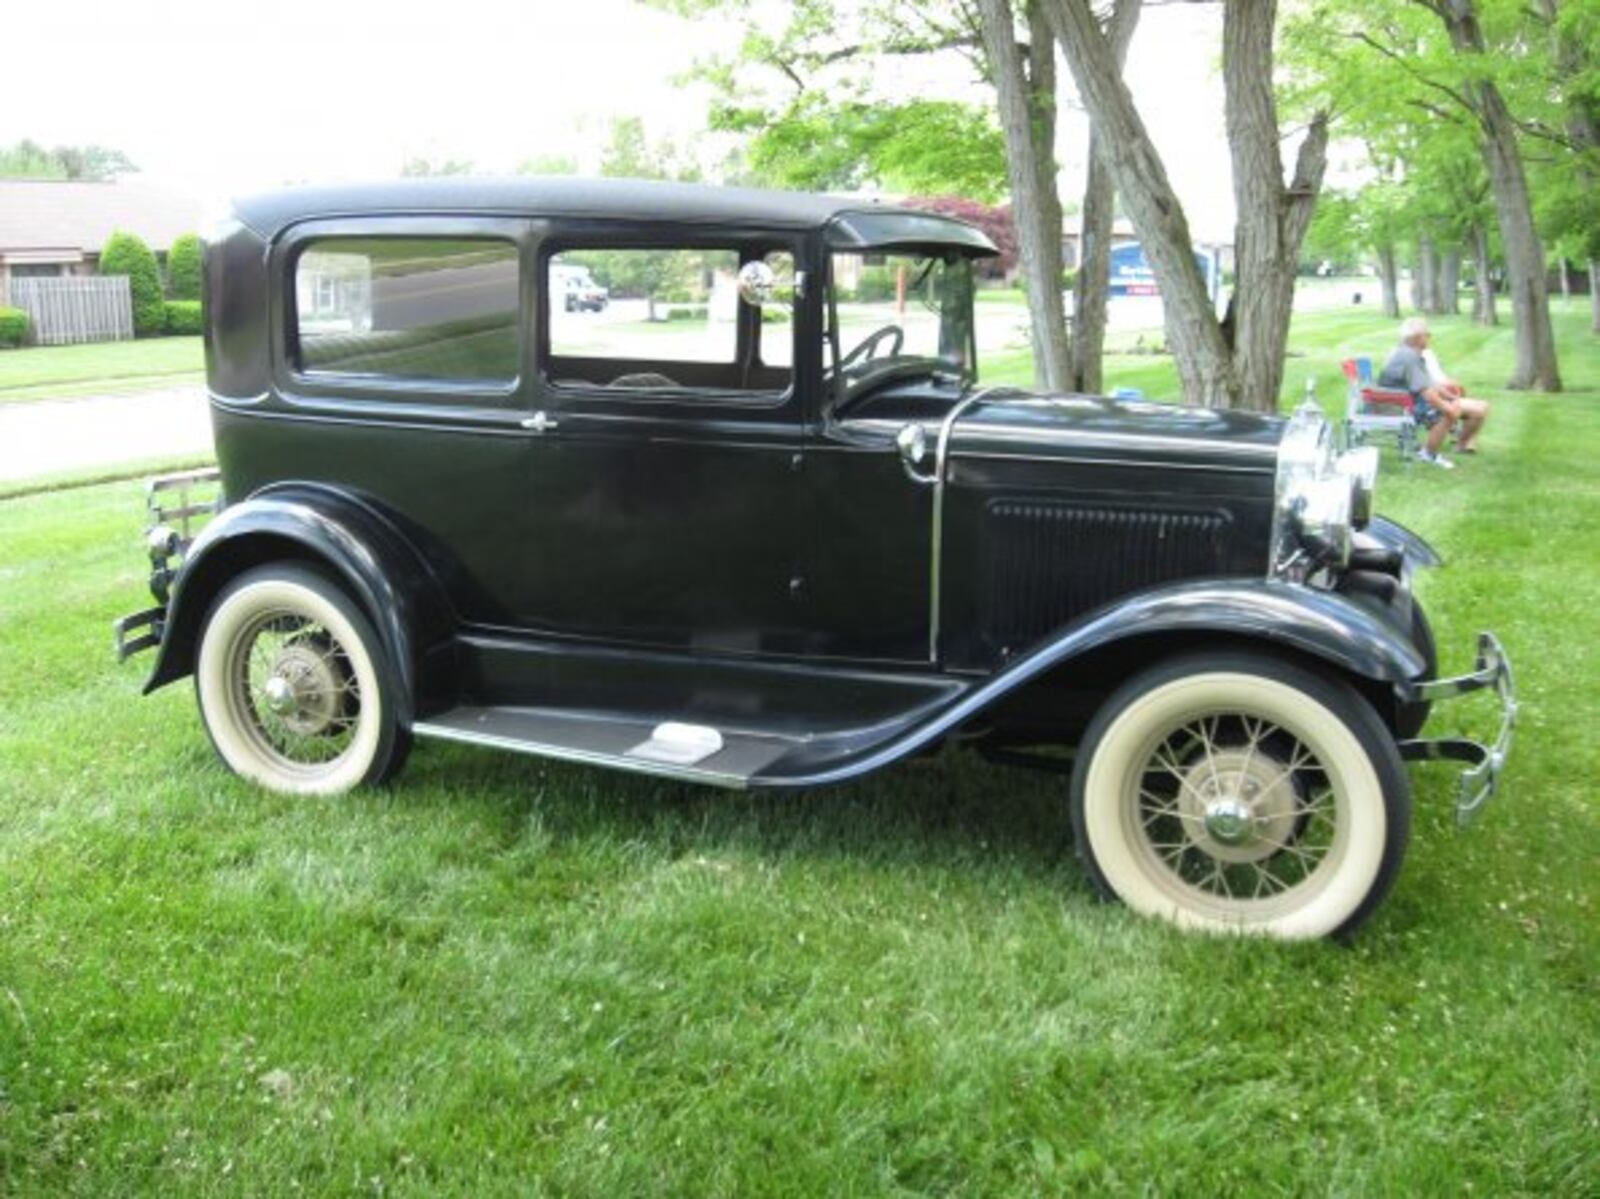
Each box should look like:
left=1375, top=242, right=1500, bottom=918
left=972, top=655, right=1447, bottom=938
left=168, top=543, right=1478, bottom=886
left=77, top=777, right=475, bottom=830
left=980, top=501, right=1229, bottom=646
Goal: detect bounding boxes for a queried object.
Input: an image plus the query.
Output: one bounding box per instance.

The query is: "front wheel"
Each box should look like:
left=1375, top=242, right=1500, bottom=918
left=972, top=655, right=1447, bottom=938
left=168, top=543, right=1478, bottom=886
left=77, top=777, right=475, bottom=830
left=1070, top=652, right=1409, bottom=940
left=195, top=564, right=409, bottom=795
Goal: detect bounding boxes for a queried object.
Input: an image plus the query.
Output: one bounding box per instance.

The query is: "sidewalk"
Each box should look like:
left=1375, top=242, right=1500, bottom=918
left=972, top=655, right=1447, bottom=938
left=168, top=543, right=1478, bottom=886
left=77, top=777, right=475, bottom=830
left=0, top=385, right=212, bottom=483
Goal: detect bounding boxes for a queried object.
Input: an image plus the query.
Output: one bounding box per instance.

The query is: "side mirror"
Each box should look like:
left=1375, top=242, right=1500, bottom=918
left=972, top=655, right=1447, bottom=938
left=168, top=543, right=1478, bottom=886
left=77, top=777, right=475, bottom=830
left=895, top=422, right=936, bottom=485
left=737, top=260, right=779, bottom=307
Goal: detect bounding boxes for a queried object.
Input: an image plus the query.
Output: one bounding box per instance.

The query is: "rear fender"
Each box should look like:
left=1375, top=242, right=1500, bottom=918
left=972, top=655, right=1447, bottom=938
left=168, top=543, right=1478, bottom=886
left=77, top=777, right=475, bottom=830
left=143, top=484, right=456, bottom=725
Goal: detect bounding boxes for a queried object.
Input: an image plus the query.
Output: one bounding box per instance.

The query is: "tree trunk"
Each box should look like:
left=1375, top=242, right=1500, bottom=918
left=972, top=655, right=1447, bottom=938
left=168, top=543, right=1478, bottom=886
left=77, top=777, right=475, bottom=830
left=1068, top=0, right=1140, bottom=394
left=1557, top=258, right=1571, bottom=302
left=1375, top=243, right=1401, bottom=319
left=1025, top=0, right=1066, bottom=327
left=1221, top=0, right=1328, bottom=411
left=1436, top=0, right=1560, bottom=389
left=976, top=0, right=1072, bottom=391
left=1471, top=222, right=1497, bottom=325
left=1415, top=234, right=1437, bottom=312
left=1041, top=0, right=1240, bottom=408
left=1591, top=260, right=1599, bottom=334
left=1439, top=248, right=1461, bottom=314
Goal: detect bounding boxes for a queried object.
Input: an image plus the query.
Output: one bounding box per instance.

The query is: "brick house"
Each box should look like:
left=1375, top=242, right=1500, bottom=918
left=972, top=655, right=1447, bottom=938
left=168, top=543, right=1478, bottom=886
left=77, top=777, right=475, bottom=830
left=0, top=178, right=203, bottom=306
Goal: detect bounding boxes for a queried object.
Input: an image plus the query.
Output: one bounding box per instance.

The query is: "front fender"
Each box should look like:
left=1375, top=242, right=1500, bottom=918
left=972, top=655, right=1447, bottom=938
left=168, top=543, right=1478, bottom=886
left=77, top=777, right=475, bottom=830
left=143, top=484, right=456, bottom=725
left=1366, top=514, right=1442, bottom=571
left=765, top=578, right=1427, bottom=787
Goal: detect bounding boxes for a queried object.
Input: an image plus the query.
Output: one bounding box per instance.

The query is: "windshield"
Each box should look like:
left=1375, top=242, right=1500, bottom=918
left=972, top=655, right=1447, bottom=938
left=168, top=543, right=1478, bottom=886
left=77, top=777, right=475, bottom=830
left=827, top=251, right=975, bottom=396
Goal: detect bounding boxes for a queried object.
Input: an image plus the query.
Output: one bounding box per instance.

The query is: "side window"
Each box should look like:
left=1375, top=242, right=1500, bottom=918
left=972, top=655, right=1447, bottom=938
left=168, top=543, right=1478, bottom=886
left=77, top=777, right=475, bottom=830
left=294, top=237, right=519, bottom=385
left=756, top=250, right=794, bottom=370
left=546, top=247, right=793, bottom=395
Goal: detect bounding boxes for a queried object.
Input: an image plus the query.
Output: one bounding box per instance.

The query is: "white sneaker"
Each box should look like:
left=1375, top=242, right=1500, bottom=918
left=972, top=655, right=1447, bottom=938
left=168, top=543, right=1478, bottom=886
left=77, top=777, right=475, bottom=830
left=1418, top=450, right=1456, bottom=470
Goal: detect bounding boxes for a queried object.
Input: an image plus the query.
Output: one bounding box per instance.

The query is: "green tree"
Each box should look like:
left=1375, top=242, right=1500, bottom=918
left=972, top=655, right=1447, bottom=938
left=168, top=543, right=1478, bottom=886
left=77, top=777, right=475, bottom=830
left=1282, top=0, right=1566, bottom=387
left=166, top=233, right=203, bottom=302
left=516, top=152, right=579, bottom=176
left=0, top=139, right=62, bottom=178
left=0, top=140, right=135, bottom=180
left=598, top=116, right=701, bottom=181
left=98, top=231, right=166, bottom=337
left=400, top=156, right=474, bottom=177
left=717, top=95, right=1006, bottom=200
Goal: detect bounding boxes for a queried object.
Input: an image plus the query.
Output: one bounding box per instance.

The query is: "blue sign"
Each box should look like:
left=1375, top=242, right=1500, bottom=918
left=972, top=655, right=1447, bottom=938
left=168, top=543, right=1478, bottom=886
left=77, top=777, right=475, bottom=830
left=1108, top=242, right=1221, bottom=302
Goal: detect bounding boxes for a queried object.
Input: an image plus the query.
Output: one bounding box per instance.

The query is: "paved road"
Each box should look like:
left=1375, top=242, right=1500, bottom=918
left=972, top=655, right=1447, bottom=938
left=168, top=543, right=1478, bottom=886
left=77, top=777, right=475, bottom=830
left=0, top=385, right=212, bottom=483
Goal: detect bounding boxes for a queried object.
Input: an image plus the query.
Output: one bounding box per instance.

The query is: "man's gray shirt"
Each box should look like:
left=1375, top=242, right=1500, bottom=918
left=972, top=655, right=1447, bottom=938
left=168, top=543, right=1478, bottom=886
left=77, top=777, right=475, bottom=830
left=1378, top=343, right=1432, bottom=398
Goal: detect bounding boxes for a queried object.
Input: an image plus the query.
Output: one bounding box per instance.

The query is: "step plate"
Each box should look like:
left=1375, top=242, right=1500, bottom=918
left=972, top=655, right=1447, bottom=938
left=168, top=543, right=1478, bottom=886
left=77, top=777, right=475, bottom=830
left=412, top=706, right=797, bottom=789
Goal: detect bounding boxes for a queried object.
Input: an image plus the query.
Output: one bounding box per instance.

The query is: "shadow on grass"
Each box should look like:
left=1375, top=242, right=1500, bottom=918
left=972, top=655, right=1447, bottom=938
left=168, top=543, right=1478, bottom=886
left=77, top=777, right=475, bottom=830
left=394, top=735, right=1084, bottom=886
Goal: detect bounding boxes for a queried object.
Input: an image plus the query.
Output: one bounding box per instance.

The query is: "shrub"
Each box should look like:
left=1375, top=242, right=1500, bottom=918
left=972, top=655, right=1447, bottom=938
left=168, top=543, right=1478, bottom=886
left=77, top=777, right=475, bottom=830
left=662, top=304, right=709, bottom=322
left=99, top=230, right=165, bottom=336
left=166, top=233, right=203, bottom=301
left=163, top=299, right=203, bottom=336
left=0, top=306, right=29, bottom=348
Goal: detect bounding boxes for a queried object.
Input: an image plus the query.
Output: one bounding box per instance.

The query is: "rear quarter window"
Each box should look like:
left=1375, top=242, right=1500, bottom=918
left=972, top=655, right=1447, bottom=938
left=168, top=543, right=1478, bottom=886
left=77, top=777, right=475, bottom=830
left=293, top=237, right=519, bottom=384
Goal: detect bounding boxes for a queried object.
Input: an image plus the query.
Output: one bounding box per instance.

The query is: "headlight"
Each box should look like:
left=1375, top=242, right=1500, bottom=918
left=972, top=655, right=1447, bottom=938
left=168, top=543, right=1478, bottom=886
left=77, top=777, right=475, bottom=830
left=1291, top=475, right=1354, bottom=566
left=1336, top=446, right=1378, bottom=528
left=1272, top=401, right=1359, bottom=574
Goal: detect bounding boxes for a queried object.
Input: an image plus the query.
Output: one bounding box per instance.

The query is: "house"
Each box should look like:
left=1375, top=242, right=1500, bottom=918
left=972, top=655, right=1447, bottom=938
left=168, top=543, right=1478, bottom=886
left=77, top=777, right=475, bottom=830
left=0, top=178, right=203, bottom=305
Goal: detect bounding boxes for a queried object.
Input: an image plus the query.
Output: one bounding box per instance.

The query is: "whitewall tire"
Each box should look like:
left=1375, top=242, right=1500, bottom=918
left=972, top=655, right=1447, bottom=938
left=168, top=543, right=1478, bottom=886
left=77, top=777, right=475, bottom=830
left=195, top=564, right=409, bottom=796
left=1070, top=652, right=1409, bottom=940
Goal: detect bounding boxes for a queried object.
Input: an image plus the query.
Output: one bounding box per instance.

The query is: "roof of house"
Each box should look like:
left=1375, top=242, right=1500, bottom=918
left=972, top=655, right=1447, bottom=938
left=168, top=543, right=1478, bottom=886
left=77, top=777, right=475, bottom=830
left=0, top=179, right=204, bottom=255
left=229, top=176, right=997, bottom=254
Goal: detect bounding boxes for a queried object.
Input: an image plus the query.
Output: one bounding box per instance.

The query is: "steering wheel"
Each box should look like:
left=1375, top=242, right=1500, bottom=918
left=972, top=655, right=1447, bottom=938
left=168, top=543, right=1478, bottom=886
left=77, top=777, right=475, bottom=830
left=838, top=324, right=905, bottom=370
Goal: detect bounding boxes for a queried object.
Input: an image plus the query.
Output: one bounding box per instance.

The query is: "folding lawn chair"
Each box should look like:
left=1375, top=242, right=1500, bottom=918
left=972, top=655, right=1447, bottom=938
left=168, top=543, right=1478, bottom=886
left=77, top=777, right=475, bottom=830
left=1341, top=357, right=1416, bottom=460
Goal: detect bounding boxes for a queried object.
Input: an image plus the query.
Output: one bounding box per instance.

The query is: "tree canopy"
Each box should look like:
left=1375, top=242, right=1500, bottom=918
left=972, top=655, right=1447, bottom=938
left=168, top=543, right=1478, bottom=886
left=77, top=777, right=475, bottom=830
left=0, top=140, right=136, bottom=180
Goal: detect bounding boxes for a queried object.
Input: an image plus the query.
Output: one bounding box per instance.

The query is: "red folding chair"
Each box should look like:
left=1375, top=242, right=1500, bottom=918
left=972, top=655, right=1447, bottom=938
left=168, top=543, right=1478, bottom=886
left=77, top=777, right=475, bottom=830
left=1341, top=357, right=1416, bottom=460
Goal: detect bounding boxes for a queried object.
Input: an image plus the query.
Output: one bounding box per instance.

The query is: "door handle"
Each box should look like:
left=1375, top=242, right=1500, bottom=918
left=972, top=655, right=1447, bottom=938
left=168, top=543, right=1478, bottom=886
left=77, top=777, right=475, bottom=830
left=896, top=422, right=936, bottom=485
left=521, top=411, right=559, bottom=433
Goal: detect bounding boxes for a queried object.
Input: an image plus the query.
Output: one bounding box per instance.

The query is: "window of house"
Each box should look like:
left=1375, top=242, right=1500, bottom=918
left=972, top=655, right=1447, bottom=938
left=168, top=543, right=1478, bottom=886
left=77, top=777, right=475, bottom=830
left=546, top=247, right=793, bottom=395
left=293, top=238, right=519, bottom=384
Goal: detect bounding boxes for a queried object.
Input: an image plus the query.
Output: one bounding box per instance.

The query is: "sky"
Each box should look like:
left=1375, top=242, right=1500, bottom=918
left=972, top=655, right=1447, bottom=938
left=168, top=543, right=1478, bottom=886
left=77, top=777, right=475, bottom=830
left=3, top=0, right=1240, bottom=240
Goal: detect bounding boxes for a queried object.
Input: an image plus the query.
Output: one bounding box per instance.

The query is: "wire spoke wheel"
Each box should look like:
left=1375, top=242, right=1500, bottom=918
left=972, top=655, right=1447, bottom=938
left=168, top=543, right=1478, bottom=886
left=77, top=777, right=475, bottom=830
left=1133, top=710, right=1339, bottom=908
left=1072, top=654, right=1409, bottom=940
left=196, top=565, right=407, bottom=796
left=229, top=611, right=363, bottom=768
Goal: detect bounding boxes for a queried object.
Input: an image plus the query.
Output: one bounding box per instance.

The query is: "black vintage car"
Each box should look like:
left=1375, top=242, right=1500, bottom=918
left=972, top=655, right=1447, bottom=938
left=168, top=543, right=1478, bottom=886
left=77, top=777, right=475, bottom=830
left=116, top=178, right=1514, bottom=939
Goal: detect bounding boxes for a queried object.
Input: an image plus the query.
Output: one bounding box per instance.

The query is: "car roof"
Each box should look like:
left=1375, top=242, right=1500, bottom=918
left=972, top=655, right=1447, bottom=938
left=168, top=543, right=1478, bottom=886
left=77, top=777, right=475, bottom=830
left=229, top=176, right=998, bottom=255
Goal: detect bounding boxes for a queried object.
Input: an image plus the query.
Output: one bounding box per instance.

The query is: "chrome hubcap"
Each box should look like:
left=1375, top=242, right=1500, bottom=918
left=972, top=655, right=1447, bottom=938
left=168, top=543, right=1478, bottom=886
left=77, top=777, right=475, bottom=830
left=230, top=612, right=362, bottom=767
left=262, top=674, right=297, bottom=715
left=1137, top=713, right=1338, bottom=902
left=1203, top=797, right=1255, bottom=845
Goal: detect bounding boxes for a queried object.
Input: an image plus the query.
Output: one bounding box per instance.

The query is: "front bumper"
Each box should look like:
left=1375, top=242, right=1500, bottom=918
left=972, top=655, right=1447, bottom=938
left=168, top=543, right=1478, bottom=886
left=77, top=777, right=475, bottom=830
left=1397, top=632, right=1516, bottom=825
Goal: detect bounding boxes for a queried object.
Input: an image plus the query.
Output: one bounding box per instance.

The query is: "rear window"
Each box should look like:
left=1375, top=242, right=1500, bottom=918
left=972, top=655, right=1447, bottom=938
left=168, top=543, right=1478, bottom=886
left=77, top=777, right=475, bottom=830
left=293, top=237, right=519, bottom=384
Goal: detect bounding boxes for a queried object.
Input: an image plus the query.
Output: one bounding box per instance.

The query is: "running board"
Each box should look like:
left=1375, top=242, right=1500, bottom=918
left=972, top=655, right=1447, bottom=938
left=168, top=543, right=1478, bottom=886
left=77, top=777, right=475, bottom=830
left=412, top=706, right=802, bottom=789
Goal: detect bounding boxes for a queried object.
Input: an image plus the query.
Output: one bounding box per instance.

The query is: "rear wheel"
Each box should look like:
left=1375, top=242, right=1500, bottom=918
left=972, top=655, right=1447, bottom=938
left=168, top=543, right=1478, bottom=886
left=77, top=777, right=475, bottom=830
left=195, top=564, right=409, bottom=795
left=1070, top=651, right=1409, bottom=940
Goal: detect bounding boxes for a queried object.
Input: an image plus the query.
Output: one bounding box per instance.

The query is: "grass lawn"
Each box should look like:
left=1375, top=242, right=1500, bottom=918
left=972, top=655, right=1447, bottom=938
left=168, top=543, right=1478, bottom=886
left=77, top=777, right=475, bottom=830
left=0, top=307, right=1596, bottom=1194
left=0, top=337, right=203, bottom=404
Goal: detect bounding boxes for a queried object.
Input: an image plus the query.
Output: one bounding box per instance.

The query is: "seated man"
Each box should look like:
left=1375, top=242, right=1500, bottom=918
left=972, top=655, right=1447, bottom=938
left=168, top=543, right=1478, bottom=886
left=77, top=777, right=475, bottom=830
left=1422, top=342, right=1489, bottom=453
left=1377, top=318, right=1466, bottom=468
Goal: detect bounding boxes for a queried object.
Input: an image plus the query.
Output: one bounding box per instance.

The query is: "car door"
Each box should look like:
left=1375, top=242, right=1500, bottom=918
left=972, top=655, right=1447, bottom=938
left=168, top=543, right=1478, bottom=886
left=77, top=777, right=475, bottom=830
left=242, top=216, right=542, bottom=629
left=507, top=229, right=814, bottom=657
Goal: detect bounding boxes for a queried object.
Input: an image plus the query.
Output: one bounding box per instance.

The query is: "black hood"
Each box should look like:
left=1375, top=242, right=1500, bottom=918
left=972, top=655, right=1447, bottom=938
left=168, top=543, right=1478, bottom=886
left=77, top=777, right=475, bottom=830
left=951, top=391, right=1285, bottom=473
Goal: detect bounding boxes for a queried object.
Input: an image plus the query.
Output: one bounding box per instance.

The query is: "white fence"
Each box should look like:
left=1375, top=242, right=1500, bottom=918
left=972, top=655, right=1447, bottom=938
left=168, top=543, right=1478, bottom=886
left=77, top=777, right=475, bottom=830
left=10, top=276, right=134, bottom=345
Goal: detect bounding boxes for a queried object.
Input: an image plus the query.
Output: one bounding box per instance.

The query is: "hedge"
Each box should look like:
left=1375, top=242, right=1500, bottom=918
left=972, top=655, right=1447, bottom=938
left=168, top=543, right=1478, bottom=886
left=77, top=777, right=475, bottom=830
left=99, top=231, right=166, bottom=336
left=0, top=306, right=29, bottom=348
left=163, top=300, right=203, bottom=336
left=166, top=233, right=203, bottom=302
